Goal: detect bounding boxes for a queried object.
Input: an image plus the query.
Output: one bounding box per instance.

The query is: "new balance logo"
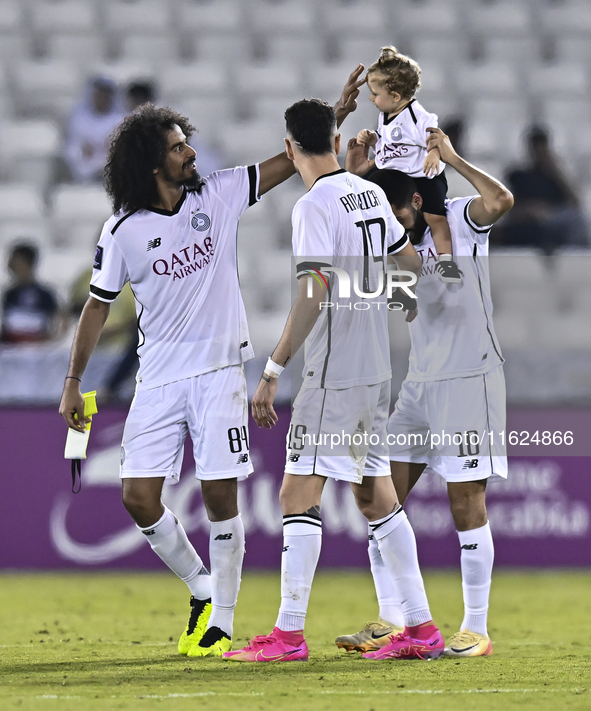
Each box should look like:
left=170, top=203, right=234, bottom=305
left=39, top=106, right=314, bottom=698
left=462, top=459, right=479, bottom=469
left=142, top=529, right=155, bottom=536
left=461, top=543, right=478, bottom=550
left=147, top=237, right=161, bottom=251
left=214, top=533, right=233, bottom=541
left=282, top=546, right=289, bottom=552
left=236, top=454, right=249, bottom=464
left=287, top=453, right=300, bottom=462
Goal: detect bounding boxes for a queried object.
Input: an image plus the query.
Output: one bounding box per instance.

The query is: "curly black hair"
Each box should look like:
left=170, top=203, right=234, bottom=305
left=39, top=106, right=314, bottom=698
left=104, top=104, right=203, bottom=214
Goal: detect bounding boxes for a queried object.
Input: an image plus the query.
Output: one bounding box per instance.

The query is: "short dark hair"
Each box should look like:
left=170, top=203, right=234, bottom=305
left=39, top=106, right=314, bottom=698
left=369, top=169, right=417, bottom=210
left=104, top=103, right=202, bottom=214
left=10, top=242, right=38, bottom=267
left=284, top=99, right=336, bottom=155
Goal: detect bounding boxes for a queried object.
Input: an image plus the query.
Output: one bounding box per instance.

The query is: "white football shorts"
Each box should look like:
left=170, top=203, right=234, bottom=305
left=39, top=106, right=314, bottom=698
left=120, top=364, right=253, bottom=482
left=388, top=365, right=507, bottom=482
left=284, top=381, right=391, bottom=484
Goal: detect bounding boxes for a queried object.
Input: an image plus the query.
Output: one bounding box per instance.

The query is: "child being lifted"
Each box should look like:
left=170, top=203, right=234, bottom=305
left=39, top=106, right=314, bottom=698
left=353, top=46, right=462, bottom=284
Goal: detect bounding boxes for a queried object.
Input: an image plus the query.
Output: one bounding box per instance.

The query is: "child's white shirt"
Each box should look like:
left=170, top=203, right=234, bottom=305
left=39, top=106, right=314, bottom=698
left=374, top=99, right=445, bottom=178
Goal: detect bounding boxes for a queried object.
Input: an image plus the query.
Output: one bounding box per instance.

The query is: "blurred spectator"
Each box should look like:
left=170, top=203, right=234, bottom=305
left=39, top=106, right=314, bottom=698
left=63, top=75, right=125, bottom=183
left=1, top=243, right=61, bottom=344
left=126, top=80, right=156, bottom=112
left=491, top=126, right=589, bottom=254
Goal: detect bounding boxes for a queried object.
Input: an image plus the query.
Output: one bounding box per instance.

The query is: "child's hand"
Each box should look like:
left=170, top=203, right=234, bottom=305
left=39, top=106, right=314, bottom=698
left=423, top=148, right=440, bottom=177
left=357, top=129, right=377, bottom=147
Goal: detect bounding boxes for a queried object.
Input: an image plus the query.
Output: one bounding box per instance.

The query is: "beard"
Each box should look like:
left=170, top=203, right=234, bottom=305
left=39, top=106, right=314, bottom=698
left=182, top=170, right=205, bottom=192
left=406, top=206, right=428, bottom=245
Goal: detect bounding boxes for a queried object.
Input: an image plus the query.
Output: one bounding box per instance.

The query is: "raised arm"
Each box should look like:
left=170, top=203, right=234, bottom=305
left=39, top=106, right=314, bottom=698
left=334, top=64, right=366, bottom=128
left=251, top=275, right=326, bottom=429
left=59, top=296, right=110, bottom=431
left=426, top=127, right=514, bottom=226
left=257, top=152, right=296, bottom=196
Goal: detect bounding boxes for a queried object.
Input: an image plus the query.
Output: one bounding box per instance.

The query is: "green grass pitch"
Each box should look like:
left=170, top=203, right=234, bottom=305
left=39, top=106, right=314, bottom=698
left=0, top=570, right=589, bottom=711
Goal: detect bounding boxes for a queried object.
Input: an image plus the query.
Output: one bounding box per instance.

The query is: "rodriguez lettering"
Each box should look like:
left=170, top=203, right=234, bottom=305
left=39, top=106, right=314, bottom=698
left=152, top=237, right=214, bottom=279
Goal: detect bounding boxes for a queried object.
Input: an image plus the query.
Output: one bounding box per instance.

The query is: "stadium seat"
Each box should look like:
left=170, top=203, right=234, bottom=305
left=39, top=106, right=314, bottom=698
left=410, top=36, right=470, bottom=69
left=0, top=119, right=61, bottom=189
left=318, top=0, right=388, bottom=35
left=118, top=33, right=182, bottom=63
left=50, top=185, right=112, bottom=249
left=0, top=0, right=24, bottom=33
left=177, top=0, right=244, bottom=33
left=157, top=61, right=230, bottom=108
left=465, top=1, right=532, bottom=34
left=553, top=35, right=591, bottom=64
left=103, top=0, right=173, bottom=33
left=0, top=185, right=47, bottom=238
left=11, top=60, right=84, bottom=121
left=222, top=120, right=286, bottom=170
left=540, top=1, right=591, bottom=34
left=390, top=0, right=460, bottom=35
left=247, top=0, right=316, bottom=33
left=526, top=62, right=588, bottom=99
left=38, top=248, right=94, bottom=302
left=464, top=98, right=528, bottom=162
left=192, top=32, right=251, bottom=65
left=0, top=33, right=30, bottom=67
left=455, top=61, right=520, bottom=98
left=43, top=33, right=106, bottom=66
left=539, top=98, right=591, bottom=157
left=174, top=95, right=236, bottom=139
left=29, top=0, right=98, bottom=33
left=483, top=36, right=542, bottom=67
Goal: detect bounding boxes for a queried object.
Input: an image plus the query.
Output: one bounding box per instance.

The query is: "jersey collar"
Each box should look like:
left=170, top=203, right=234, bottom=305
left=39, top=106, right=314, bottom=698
left=148, top=188, right=187, bottom=216
left=310, top=168, right=346, bottom=189
left=383, top=99, right=415, bottom=126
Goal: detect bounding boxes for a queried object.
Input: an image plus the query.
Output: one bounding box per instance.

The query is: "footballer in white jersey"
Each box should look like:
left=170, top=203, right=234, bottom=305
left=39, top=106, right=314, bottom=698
left=59, top=103, right=303, bottom=658
left=339, top=128, right=514, bottom=659
left=227, top=98, right=442, bottom=665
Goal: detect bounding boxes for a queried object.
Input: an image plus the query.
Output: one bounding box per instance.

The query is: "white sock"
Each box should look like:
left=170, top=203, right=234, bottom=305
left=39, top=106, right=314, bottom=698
left=458, top=522, right=494, bottom=636
left=138, top=507, right=211, bottom=599
left=208, top=514, right=245, bottom=638
left=276, top=510, right=322, bottom=633
left=368, top=530, right=404, bottom=627
left=370, top=507, right=432, bottom=628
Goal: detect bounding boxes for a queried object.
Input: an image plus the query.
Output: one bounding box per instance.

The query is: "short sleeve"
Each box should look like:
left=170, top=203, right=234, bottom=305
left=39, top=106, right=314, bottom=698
left=204, top=165, right=261, bottom=219
left=89, top=222, right=129, bottom=302
left=415, top=106, right=439, bottom=148
left=463, top=197, right=494, bottom=246
left=292, top=199, right=333, bottom=278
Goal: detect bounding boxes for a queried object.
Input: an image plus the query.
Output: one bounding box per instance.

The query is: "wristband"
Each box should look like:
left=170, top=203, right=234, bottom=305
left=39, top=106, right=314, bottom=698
left=65, top=375, right=81, bottom=382
left=264, top=357, right=284, bottom=378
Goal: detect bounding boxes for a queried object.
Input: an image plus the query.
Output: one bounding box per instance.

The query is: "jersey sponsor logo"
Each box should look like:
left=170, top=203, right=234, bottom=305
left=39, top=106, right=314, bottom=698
left=462, top=459, right=479, bottom=469
left=461, top=543, right=478, bottom=550
left=378, top=143, right=409, bottom=162
left=152, top=237, right=214, bottom=281
left=236, top=453, right=249, bottom=464
left=339, top=189, right=381, bottom=214
left=146, top=237, right=161, bottom=251
left=191, top=213, right=211, bottom=231
left=214, top=533, right=233, bottom=540
left=94, top=245, right=103, bottom=270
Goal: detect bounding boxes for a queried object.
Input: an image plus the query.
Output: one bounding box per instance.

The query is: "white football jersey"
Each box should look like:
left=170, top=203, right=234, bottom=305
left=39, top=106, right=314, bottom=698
left=292, top=169, right=408, bottom=389
left=375, top=99, right=445, bottom=178
left=90, top=166, right=259, bottom=389
left=407, top=196, right=504, bottom=381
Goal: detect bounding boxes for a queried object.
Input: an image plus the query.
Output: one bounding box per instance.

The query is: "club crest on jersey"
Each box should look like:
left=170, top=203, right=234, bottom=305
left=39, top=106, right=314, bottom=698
left=392, top=126, right=402, bottom=140
left=191, top=213, right=210, bottom=231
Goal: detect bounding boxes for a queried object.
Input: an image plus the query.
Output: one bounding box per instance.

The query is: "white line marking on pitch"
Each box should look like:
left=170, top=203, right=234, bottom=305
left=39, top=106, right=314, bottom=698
left=32, top=688, right=586, bottom=701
